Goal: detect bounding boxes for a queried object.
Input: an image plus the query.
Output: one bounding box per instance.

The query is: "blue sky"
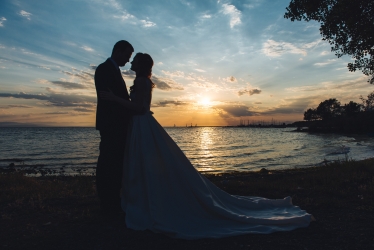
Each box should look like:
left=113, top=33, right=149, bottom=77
left=0, top=0, right=373, bottom=126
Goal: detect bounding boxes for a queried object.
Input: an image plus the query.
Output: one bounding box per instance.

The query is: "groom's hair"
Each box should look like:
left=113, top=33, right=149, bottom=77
left=112, top=40, right=134, bottom=55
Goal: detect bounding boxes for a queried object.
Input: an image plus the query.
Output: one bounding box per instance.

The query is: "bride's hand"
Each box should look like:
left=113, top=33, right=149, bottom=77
left=100, top=90, right=118, bottom=101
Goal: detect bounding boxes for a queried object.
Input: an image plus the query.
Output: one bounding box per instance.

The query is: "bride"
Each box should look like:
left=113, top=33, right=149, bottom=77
left=100, top=53, right=312, bottom=239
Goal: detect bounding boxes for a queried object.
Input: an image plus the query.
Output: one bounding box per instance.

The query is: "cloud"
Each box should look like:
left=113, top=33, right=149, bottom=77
left=186, top=76, right=225, bottom=91
left=238, top=88, right=262, bottom=96
left=0, top=42, right=79, bottom=70
left=243, top=0, right=263, bottom=9
left=81, top=46, right=94, bottom=52
left=244, top=4, right=256, bottom=9
left=221, top=3, right=241, bottom=28
left=105, top=0, right=155, bottom=28
left=188, top=81, right=222, bottom=90
left=39, top=66, right=51, bottom=70
left=90, top=64, right=97, bottom=70
left=20, top=49, right=38, bottom=56
left=46, top=93, right=96, bottom=108
left=106, top=0, right=122, bottom=10
left=153, top=100, right=189, bottom=107
left=45, top=111, right=70, bottom=115
left=102, top=0, right=136, bottom=23
left=121, top=69, right=136, bottom=78
left=19, top=10, right=32, bottom=20
left=0, top=92, right=50, bottom=100
left=114, top=13, right=135, bottom=20
left=73, top=107, right=94, bottom=113
left=336, top=67, right=347, bottom=70
left=66, top=69, right=95, bottom=79
left=314, top=59, right=337, bottom=66
left=111, top=70, right=184, bottom=91
left=0, top=55, right=46, bottom=69
left=0, top=47, right=86, bottom=72
left=195, top=69, right=206, bottom=73
left=302, top=40, right=320, bottom=49
left=263, top=40, right=307, bottom=57
left=151, top=76, right=172, bottom=90
left=161, top=70, right=185, bottom=78
left=140, top=20, right=156, bottom=27
left=215, top=103, right=257, bottom=117
left=0, top=92, right=96, bottom=108
left=50, top=81, right=88, bottom=90
left=286, top=75, right=372, bottom=93
left=59, top=68, right=95, bottom=87
left=151, top=75, right=184, bottom=91
left=320, top=51, right=330, bottom=56
left=223, top=76, right=237, bottom=83
left=0, top=105, right=33, bottom=109
left=261, top=97, right=316, bottom=115
left=201, top=14, right=211, bottom=19
left=0, top=17, right=6, bottom=27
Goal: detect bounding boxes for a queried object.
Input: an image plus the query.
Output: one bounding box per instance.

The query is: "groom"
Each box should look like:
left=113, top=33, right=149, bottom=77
left=94, top=40, right=134, bottom=215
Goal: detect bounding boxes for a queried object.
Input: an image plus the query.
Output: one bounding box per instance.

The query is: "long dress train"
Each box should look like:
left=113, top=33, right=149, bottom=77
left=121, top=80, right=311, bottom=239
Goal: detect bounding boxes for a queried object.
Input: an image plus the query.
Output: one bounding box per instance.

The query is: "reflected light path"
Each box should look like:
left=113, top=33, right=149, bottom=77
left=165, top=127, right=374, bottom=174
left=196, top=127, right=215, bottom=172
left=1, top=127, right=373, bottom=175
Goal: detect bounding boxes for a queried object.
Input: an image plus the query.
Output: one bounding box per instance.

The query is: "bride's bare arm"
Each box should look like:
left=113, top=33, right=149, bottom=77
left=99, top=77, right=150, bottom=113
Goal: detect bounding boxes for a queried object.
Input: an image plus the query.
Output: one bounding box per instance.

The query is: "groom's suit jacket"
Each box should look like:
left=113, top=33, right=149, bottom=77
left=95, top=58, right=131, bottom=132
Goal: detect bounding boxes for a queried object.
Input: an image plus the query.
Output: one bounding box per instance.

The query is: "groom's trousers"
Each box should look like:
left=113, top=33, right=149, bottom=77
left=96, top=129, right=127, bottom=213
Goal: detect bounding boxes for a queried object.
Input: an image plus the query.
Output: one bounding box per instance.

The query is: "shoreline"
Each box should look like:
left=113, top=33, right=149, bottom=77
left=2, top=158, right=373, bottom=177
left=1, top=158, right=374, bottom=249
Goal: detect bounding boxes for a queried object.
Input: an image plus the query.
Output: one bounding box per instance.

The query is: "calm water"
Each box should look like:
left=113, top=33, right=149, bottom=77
left=0, top=127, right=373, bottom=175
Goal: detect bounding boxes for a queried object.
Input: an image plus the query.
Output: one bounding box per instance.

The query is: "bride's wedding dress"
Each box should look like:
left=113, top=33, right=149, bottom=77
left=121, top=79, right=311, bottom=239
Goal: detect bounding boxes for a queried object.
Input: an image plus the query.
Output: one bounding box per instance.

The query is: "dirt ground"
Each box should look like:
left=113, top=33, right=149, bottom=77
left=1, top=159, right=374, bottom=249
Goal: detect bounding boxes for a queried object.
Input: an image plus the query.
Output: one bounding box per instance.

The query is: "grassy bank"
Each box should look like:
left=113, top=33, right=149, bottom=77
left=1, top=159, right=374, bottom=249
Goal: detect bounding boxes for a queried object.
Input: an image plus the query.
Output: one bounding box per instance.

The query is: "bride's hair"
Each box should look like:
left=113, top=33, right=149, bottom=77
left=137, top=53, right=153, bottom=78
left=130, top=53, right=155, bottom=93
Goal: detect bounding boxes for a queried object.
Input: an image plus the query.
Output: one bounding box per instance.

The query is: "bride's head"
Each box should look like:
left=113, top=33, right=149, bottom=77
left=136, top=53, right=154, bottom=78
left=130, top=53, right=155, bottom=92
left=130, top=53, right=143, bottom=72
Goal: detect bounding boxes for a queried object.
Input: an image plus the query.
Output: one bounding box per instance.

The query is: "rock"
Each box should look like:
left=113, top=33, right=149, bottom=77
left=8, top=163, right=15, bottom=168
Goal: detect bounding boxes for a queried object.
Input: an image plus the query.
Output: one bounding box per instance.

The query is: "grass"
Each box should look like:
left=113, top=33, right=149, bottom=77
left=1, top=158, right=374, bottom=249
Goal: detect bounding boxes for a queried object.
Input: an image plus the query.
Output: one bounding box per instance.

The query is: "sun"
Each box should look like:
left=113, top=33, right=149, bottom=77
left=200, top=98, right=211, bottom=107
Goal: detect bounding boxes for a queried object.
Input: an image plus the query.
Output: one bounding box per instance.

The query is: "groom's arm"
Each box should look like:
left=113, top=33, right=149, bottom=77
left=95, top=64, right=119, bottom=130
left=95, top=65, right=113, bottom=95
left=99, top=78, right=149, bottom=114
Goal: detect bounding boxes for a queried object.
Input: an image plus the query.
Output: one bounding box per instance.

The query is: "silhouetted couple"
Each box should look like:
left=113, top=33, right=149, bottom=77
left=94, top=40, right=311, bottom=239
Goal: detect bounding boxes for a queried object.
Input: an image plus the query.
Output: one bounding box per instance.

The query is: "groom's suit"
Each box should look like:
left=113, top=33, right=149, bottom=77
left=95, top=58, right=131, bottom=213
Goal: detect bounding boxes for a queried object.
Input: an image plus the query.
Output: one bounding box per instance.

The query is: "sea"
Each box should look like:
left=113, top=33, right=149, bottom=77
left=0, top=127, right=373, bottom=176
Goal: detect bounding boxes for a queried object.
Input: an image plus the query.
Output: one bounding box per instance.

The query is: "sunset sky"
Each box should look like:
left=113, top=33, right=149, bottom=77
left=0, top=0, right=373, bottom=127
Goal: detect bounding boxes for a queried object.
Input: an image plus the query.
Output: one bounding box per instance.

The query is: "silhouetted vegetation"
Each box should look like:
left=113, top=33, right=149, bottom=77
left=285, top=0, right=374, bottom=84
left=295, top=91, right=374, bottom=133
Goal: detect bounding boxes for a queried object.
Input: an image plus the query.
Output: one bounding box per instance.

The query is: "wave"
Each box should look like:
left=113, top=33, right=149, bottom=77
left=1, top=127, right=374, bottom=174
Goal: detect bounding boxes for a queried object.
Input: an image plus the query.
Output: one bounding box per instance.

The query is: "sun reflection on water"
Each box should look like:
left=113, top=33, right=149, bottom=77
left=2, top=127, right=373, bottom=175
left=197, top=127, right=215, bottom=172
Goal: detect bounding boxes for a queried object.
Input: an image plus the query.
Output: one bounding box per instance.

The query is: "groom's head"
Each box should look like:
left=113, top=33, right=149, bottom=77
left=111, top=40, right=134, bottom=67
